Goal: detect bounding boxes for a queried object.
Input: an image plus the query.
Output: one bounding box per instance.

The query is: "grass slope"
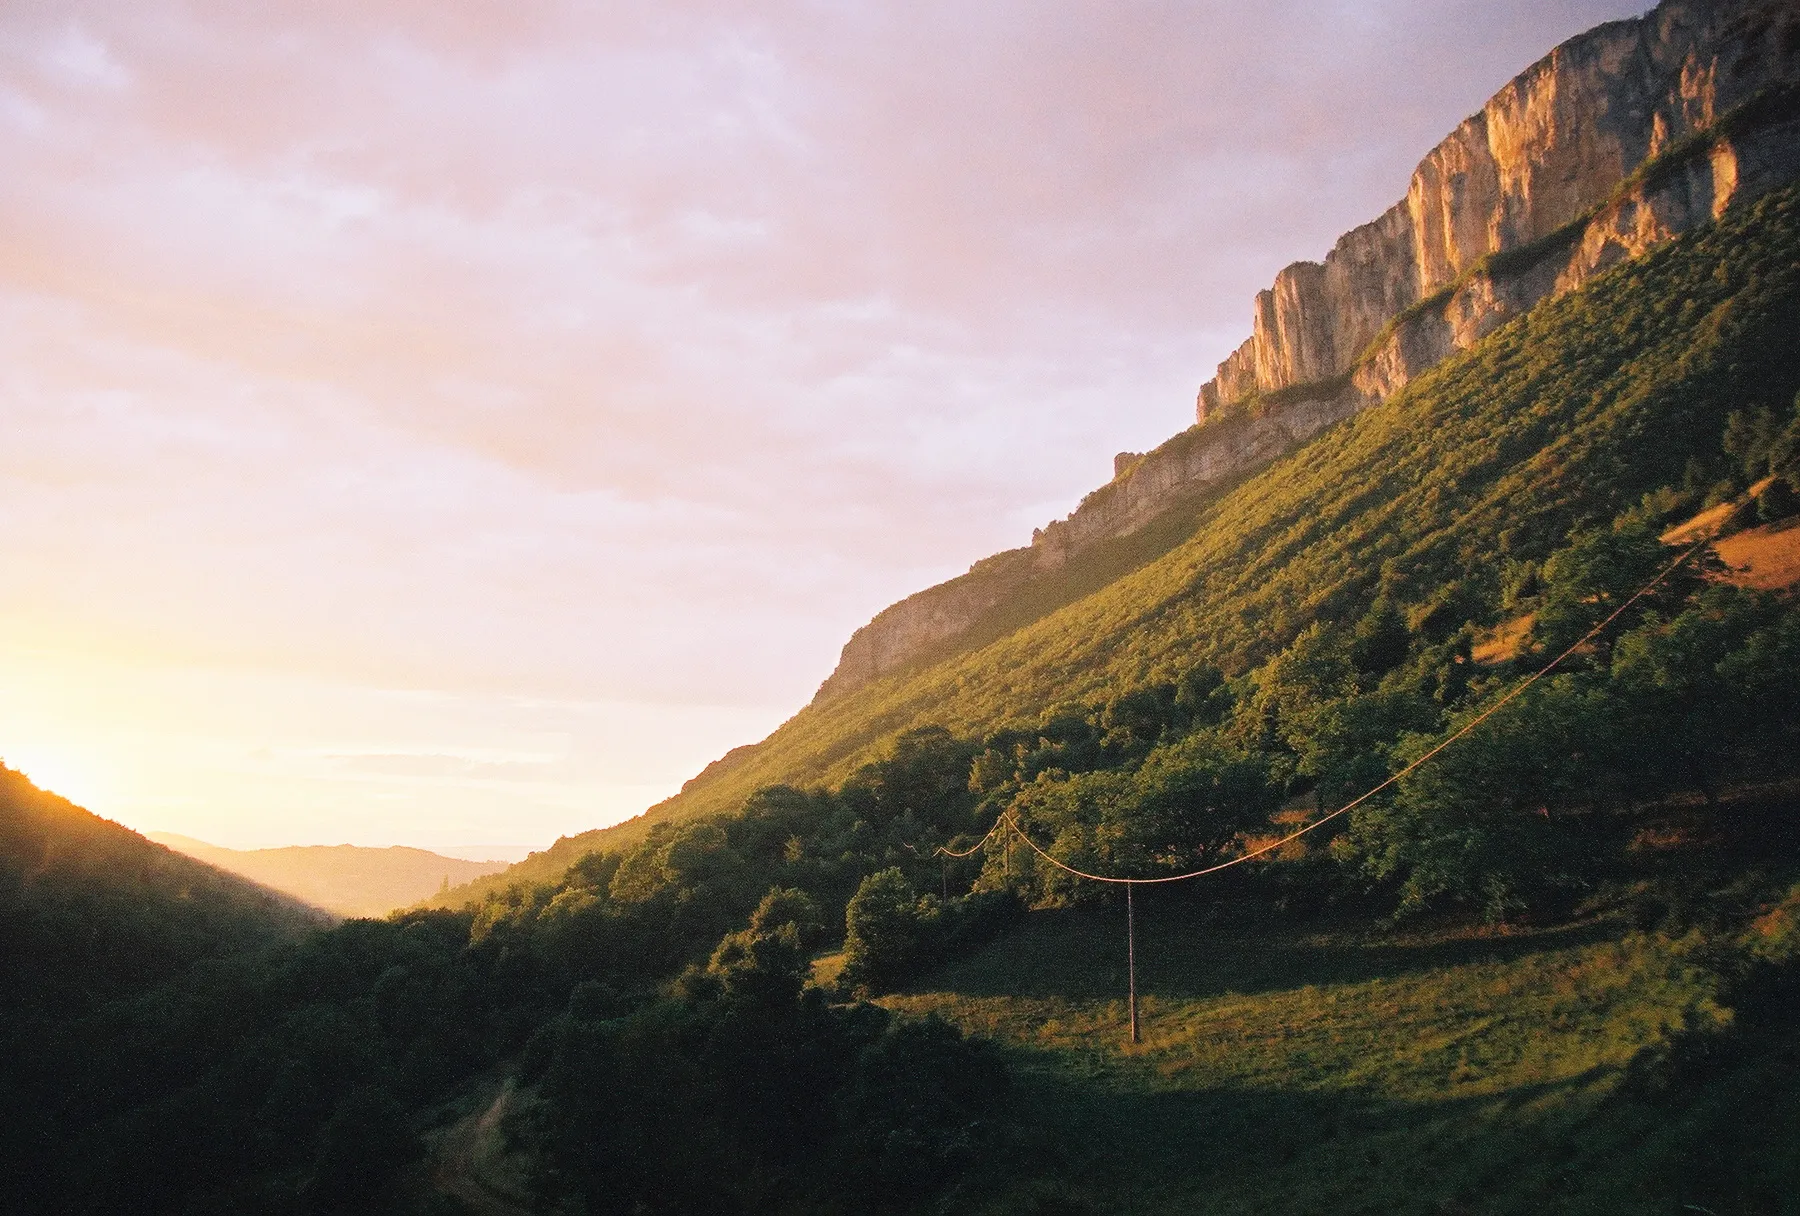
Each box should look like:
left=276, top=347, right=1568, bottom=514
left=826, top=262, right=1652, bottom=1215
left=884, top=787, right=1800, bottom=1212
left=438, top=184, right=1800, bottom=908
left=893, top=920, right=1715, bottom=1212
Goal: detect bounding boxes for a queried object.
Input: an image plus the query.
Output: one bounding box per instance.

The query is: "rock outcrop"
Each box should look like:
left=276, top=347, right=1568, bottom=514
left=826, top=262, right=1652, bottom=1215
left=812, top=548, right=1039, bottom=703
left=814, top=0, right=1800, bottom=704
left=1198, top=0, right=1800, bottom=421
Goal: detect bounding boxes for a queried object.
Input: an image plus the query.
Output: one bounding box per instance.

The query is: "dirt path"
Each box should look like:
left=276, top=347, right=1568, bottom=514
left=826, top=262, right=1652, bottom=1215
left=431, top=1080, right=537, bottom=1216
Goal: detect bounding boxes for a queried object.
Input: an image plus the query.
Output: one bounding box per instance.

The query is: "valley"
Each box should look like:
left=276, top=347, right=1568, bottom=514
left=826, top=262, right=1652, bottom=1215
left=5, top=1, right=1800, bottom=1212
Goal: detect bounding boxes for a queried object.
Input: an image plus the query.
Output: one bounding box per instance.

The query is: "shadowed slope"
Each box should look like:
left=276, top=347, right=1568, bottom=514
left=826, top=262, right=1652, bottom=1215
left=1, top=764, right=329, bottom=1021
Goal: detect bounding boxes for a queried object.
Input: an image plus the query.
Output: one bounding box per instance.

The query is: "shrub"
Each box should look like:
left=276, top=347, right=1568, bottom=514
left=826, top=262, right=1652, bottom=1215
left=841, top=868, right=924, bottom=993
left=1759, top=476, right=1799, bottom=523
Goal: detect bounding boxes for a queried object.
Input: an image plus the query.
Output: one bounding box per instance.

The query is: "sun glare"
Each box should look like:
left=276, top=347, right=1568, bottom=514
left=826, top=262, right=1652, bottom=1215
left=5, top=743, right=115, bottom=816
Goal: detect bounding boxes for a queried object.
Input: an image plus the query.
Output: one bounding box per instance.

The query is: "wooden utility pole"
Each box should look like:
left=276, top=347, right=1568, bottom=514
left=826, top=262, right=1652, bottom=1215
left=1127, top=881, right=1140, bottom=1045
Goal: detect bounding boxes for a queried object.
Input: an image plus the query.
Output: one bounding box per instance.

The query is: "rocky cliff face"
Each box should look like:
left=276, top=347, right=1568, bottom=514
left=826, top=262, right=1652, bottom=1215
left=812, top=548, right=1037, bottom=702
left=814, top=0, right=1800, bottom=704
left=1198, top=0, right=1800, bottom=421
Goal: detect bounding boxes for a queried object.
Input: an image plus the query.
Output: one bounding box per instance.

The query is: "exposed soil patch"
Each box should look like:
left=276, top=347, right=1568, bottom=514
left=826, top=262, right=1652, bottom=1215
left=1472, top=612, right=1535, bottom=665
left=1716, top=517, right=1800, bottom=590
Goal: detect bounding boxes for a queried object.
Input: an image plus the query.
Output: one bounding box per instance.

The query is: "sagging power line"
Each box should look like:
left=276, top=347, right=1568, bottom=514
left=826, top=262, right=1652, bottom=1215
left=934, top=537, right=1708, bottom=1043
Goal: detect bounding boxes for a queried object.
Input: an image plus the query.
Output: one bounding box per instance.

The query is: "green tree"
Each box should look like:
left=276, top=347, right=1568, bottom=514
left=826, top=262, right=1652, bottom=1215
left=1116, top=731, right=1282, bottom=870
left=1759, top=476, right=1799, bottom=523
left=837, top=1016, right=1010, bottom=1198
left=1612, top=588, right=1799, bottom=806
left=1294, top=689, right=1440, bottom=811
left=1101, top=684, right=1178, bottom=747
left=1335, top=678, right=1612, bottom=920
left=841, top=868, right=922, bottom=993
left=1768, top=392, right=1800, bottom=479
left=1723, top=404, right=1783, bottom=480
left=1532, top=523, right=1695, bottom=662
left=1175, top=663, right=1233, bottom=726
left=309, top=1085, right=420, bottom=1211
left=702, top=886, right=828, bottom=1005
left=1350, top=597, right=1413, bottom=676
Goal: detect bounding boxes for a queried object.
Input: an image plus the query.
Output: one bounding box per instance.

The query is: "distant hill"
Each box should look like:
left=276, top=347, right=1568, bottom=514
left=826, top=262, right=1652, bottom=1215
left=149, top=833, right=511, bottom=918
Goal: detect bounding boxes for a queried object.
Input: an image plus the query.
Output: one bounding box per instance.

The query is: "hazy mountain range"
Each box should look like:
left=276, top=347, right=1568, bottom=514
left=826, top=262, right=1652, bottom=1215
left=149, top=833, right=512, bottom=919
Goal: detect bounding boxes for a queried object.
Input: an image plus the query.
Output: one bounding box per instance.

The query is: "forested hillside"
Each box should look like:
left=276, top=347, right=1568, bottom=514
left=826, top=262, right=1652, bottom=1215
left=436, top=177, right=1800, bottom=907
left=0, top=766, right=332, bottom=1206
left=0, top=763, right=327, bottom=1020
left=9, top=53, right=1800, bottom=1216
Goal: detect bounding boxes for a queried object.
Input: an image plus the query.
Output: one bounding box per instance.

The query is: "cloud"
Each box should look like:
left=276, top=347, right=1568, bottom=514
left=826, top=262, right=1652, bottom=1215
left=0, top=0, right=1649, bottom=842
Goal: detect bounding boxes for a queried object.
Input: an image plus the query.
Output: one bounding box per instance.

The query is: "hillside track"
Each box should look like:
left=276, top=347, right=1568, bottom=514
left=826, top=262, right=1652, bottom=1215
left=432, top=1081, right=536, bottom=1216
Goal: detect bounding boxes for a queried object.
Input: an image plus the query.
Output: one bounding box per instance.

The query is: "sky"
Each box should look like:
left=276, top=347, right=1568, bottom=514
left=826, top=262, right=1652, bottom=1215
left=0, top=0, right=1647, bottom=852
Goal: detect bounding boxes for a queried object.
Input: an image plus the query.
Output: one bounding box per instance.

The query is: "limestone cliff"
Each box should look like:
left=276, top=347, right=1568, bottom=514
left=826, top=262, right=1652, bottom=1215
left=814, top=0, right=1800, bottom=704
left=812, top=548, right=1039, bottom=702
left=1198, top=0, right=1800, bottom=420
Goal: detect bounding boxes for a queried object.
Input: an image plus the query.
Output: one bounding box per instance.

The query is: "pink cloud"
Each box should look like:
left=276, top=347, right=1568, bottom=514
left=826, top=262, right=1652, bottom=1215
left=0, top=0, right=1648, bottom=843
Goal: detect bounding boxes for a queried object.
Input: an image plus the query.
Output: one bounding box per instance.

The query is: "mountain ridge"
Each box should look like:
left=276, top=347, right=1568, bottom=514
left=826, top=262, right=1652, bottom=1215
left=431, top=173, right=1800, bottom=907
left=424, top=0, right=1800, bottom=909
left=148, top=833, right=511, bottom=918
left=811, top=0, right=1800, bottom=705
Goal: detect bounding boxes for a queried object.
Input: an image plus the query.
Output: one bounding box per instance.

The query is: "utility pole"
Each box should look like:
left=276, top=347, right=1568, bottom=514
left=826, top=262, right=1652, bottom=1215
left=1127, top=881, right=1139, bottom=1045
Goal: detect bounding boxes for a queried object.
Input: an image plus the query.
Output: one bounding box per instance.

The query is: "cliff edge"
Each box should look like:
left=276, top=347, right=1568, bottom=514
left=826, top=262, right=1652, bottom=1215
left=815, top=0, right=1800, bottom=704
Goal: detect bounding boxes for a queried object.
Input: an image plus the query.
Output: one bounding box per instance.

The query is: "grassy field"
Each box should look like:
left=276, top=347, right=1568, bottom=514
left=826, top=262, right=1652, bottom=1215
left=878, top=877, right=1797, bottom=1214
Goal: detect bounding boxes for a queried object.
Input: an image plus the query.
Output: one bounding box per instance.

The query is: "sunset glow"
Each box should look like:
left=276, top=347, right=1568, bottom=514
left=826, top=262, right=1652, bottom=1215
left=0, top=0, right=1643, bottom=850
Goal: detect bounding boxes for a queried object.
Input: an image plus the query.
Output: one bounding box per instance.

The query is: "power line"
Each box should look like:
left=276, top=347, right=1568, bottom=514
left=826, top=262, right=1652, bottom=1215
left=935, top=814, right=1006, bottom=859
left=929, top=538, right=1706, bottom=1046
left=989, top=537, right=1707, bottom=887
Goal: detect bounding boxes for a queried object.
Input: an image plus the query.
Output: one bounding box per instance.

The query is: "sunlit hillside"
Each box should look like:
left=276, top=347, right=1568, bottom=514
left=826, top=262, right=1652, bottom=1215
left=306, top=178, right=1800, bottom=1216
left=10, top=5, right=1800, bottom=1211
left=435, top=179, right=1800, bottom=909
